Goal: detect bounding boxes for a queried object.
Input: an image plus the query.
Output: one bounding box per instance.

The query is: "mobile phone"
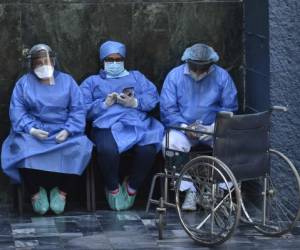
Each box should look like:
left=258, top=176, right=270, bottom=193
left=122, top=87, right=134, bottom=97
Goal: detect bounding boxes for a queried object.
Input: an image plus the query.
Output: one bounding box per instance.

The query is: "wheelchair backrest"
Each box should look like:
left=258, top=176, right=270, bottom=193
left=213, top=111, right=270, bottom=181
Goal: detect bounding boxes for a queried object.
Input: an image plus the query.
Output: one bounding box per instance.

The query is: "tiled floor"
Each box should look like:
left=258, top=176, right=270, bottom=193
left=0, top=207, right=300, bottom=250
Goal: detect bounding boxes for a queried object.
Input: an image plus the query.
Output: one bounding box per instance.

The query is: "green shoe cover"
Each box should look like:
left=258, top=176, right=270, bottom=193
left=121, top=181, right=136, bottom=210
left=105, top=186, right=126, bottom=211
left=50, top=187, right=66, bottom=215
left=32, top=187, right=49, bottom=215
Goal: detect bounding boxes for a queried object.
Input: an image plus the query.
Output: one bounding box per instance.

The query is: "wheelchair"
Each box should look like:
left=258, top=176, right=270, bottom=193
left=146, top=106, right=300, bottom=246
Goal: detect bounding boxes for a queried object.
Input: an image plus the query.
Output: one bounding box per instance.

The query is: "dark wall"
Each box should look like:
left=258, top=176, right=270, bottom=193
left=244, top=0, right=269, bottom=112
left=0, top=0, right=243, bottom=204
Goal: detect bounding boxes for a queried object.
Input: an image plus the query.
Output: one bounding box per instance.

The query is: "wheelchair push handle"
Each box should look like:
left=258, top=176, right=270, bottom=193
left=271, top=106, right=288, bottom=112
left=218, top=111, right=234, bottom=117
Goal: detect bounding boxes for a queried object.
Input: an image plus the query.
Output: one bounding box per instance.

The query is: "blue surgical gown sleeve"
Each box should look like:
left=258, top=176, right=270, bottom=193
left=133, top=71, right=159, bottom=112
left=219, top=73, right=238, bottom=112
left=80, top=77, right=107, bottom=121
left=63, top=79, right=86, bottom=135
left=9, top=79, right=44, bottom=133
left=160, top=73, right=187, bottom=127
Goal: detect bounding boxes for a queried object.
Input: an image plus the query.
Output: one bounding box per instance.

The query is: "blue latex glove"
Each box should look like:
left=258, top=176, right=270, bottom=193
left=55, top=129, right=69, bottom=143
left=29, top=127, right=49, bottom=140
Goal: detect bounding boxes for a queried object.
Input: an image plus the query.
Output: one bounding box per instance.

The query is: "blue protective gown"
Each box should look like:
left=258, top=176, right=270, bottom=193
left=1, top=71, right=93, bottom=183
left=80, top=70, right=164, bottom=153
left=160, top=64, right=238, bottom=127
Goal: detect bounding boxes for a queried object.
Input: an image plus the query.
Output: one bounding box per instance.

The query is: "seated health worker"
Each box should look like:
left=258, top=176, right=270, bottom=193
left=1, top=44, right=93, bottom=215
left=80, top=40, right=164, bottom=211
left=160, top=43, right=238, bottom=211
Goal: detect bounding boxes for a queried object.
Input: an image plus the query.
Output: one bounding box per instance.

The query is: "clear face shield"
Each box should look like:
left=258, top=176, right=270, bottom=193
left=26, top=44, right=56, bottom=84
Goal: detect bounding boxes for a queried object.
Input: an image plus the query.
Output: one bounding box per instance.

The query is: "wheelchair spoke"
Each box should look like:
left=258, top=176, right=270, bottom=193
left=260, top=197, right=283, bottom=231
left=244, top=149, right=300, bottom=236
left=268, top=181, right=298, bottom=227
left=272, top=196, right=294, bottom=225
left=175, top=156, right=241, bottom=246
left=267, top=177, right=297, bottom=222
left=196, top=189, right=234, bottom=230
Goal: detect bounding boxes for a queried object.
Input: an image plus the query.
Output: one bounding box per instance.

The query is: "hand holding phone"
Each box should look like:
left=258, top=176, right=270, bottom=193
left=117, top=87, right=138, bottom=108
left=122, top=87, right=134, bottom=97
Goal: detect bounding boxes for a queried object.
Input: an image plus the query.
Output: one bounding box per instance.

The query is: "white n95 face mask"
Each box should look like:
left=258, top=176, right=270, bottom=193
left=34, top=65, right=54, bottom=79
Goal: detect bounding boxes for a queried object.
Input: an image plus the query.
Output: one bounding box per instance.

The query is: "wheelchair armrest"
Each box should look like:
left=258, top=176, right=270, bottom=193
left=167, top=126, right=214, bottom=136
left=271, top=106, right=288, bottom=112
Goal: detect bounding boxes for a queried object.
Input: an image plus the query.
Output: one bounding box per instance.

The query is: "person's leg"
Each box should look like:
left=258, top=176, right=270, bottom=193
left=162, top=130, right=194, bottom=190
left=49, top=173, right=79, bottom=215
left=93, top=128, right=120, bottom=191
left=20, top=168, right=63, bottom=194
left=127, top=144, right=157, bottom=191
left=19, top=168, right=41, bottom=195
left=19, top=168, right=50, bottom=215
left=121, top=144, right=156, bottom=210
left=162, top=129, right=192, bottom=154
left=162, top=130, right=197, bottom=211
left=93, top=128, right=125, bottom=210
left=59, top=174, right=79, bottom=195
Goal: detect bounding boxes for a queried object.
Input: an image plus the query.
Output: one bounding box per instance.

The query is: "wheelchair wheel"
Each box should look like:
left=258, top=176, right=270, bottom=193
left=158, top=212, right=164, bottom=240
left=242, top=149, right=300, bottom=236
left=156, top=197, right=166, bottom=240
left=175, top=156, right=241, bottom=247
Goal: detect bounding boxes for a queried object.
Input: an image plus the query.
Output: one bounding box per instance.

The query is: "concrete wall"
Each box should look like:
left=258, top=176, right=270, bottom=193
left=269, top=0, right=300, bottom=169
left=0, top=0, right=243, bottom=205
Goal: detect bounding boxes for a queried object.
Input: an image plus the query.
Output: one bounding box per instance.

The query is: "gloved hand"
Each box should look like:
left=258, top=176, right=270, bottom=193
left=195, top=122, right=215, bottom=133
left=198, top=123, right=215, bottom=141
left=187, top=122, right=215, bottom=141
left=116, top=93, right=138, bottom=108
left=104, top=92, right=118, bottom=107
left=185, top=124, right=199, bottom=140
left=55, top=129, right=69, bottom=143
left=29, top=128, right=49, bottom=140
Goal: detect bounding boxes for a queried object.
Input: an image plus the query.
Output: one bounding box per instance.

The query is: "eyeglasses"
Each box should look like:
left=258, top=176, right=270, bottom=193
left=104, top=57, right=124, bottom=62
left=187, top=61, right=211, bottom=73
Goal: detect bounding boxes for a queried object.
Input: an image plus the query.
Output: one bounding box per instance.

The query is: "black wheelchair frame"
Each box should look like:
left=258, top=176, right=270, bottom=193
left=146, top=106, right=300, bottom=246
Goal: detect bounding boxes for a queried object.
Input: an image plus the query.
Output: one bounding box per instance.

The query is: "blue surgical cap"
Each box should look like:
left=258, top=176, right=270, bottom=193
left=181, top=43, right=219, bottom=63
left=99, top=41, right=126, bottom=61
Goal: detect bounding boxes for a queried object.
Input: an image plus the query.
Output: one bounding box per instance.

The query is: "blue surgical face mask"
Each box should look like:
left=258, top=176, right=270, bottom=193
left=104, top=61, right=125, bottom=76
